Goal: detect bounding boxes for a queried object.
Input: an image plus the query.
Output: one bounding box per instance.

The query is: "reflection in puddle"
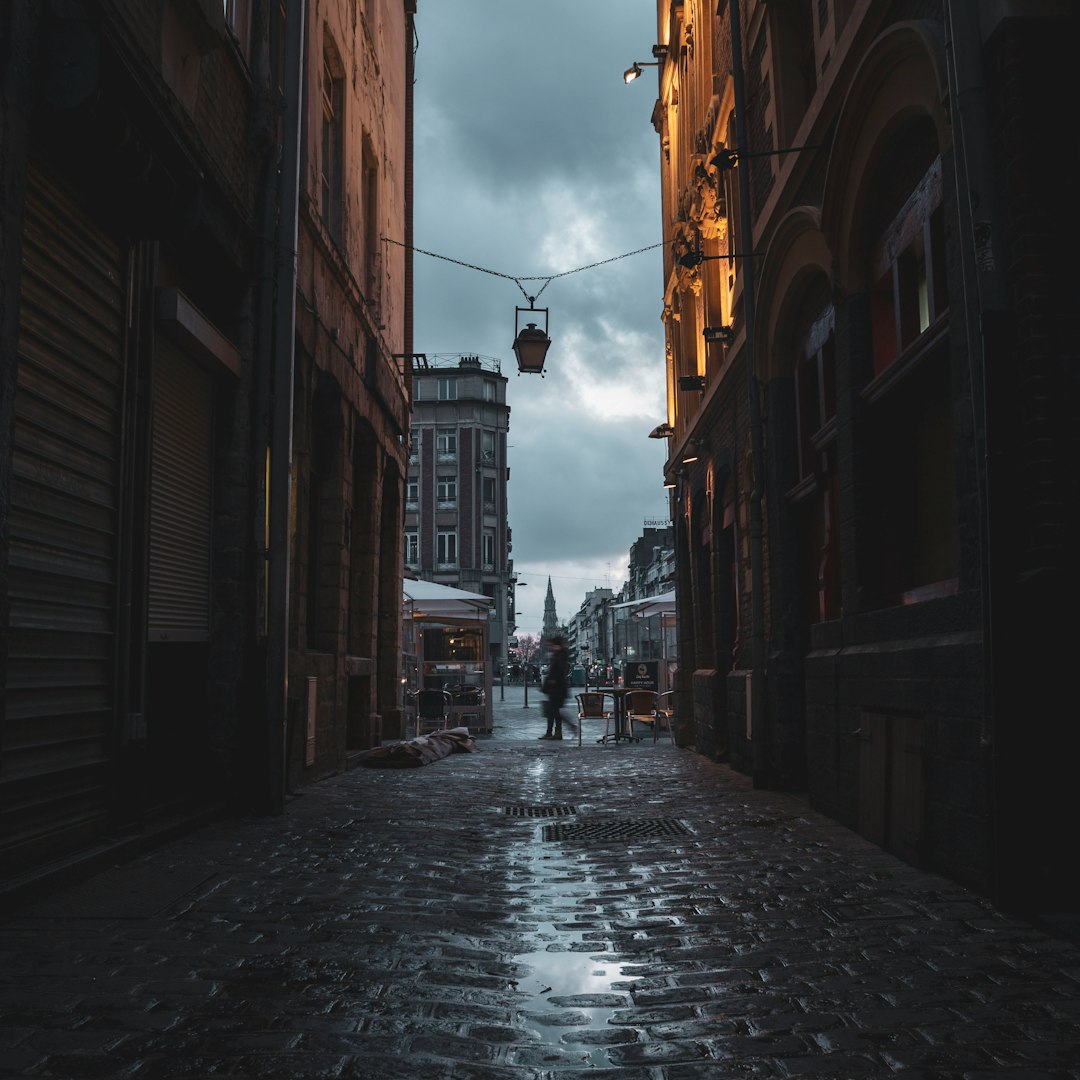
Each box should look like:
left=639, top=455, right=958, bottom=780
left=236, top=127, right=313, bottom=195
left=509, top=837, right=645, bottom=1067
left=516, top=930, right=641, bottom=1066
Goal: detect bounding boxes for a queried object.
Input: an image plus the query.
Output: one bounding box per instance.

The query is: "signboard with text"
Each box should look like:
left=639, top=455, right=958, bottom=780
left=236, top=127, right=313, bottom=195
left=624, top=661, right=658, bottom=691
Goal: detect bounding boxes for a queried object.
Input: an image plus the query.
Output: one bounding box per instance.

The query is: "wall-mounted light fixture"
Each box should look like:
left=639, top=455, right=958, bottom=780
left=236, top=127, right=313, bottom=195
left=703, top=325, right=735, bottom=345
left=678, top=249, right=763, bottom=269
left=623, top=44, right=667, bottom=83
left=649, top=422, right=675, bottom=439
left=678, top=375, right=706, bottom=392
left=681, top=437, right=707, bottom=466
left=710, top=138, right=830, bottom=171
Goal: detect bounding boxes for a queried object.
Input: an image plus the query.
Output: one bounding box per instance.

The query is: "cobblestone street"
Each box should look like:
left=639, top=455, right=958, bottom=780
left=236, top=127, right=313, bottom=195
left=2, top=687, right=1079, bottom=1079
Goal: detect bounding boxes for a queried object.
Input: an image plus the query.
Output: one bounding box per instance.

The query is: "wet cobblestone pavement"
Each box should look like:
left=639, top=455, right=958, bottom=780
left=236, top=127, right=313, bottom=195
left=3, top=689, right=1080, bottom=1079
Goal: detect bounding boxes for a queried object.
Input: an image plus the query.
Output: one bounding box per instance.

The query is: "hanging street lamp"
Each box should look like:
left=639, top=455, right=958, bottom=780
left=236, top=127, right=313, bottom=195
left=512, top=303, right=551, bottom=376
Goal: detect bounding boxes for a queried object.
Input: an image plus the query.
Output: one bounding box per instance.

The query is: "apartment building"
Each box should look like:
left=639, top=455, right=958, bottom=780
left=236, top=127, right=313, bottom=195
left=404, top=355, right=513, bottom=685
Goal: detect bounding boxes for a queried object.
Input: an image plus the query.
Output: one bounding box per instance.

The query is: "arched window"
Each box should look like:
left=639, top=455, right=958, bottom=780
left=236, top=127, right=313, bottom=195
left=860, top=118, right=958, bottom=608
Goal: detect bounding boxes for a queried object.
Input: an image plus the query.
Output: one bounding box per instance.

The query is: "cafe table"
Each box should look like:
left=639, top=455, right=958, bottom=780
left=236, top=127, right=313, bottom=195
left=594, top=686, right=641, bottom=744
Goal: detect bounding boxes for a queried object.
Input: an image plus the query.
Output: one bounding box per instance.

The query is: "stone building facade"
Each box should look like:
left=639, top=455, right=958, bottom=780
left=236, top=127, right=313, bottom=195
left=648, top=0, right=1078, bottom=911
left=404, top=354, right=513, bottom=698
left=0, top=0, right=415, bottom=897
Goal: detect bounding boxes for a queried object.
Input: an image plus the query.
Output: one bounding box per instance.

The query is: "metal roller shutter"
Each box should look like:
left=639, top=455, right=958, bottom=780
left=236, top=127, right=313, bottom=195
left=2, top=169, right=126, bottom=871
left=148, top=341, right=212, bottom=642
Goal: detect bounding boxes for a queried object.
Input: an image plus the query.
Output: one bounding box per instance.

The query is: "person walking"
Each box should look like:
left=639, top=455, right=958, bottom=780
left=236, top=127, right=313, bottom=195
left=539, top=636, right=569, bottom=740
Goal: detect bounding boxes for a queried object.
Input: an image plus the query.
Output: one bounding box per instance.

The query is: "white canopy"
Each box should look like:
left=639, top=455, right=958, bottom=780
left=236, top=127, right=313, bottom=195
left=612, top=590, right=676, bottom=618
left=403, top=579, right=493, bottom=621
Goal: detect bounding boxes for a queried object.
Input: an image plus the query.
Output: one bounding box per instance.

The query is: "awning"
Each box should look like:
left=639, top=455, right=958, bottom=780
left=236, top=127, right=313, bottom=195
left=403, top=579, right=493, bottom=622
left=611, top=590, right=676, bottom=618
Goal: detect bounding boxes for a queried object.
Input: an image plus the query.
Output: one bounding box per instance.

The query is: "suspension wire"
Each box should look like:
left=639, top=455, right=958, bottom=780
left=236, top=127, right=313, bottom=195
left=383, top=236, right=663, bottom=304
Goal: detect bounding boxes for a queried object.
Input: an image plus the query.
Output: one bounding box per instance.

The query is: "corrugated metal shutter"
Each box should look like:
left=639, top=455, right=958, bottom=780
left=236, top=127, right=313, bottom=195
left=2, top=169, right=126, bottom=871
left=148, top=341, right=212, bottom=641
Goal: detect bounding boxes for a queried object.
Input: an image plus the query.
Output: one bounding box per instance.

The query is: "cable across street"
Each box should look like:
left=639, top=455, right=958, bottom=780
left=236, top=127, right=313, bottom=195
left=383, top=236, right=663, bottom=303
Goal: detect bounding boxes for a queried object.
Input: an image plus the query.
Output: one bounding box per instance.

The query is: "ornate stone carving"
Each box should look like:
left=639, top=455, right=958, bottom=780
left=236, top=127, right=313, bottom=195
left=688, top=154, right=727, bottom=241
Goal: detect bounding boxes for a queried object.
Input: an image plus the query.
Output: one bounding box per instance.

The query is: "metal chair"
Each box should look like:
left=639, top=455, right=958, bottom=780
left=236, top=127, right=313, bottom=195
left=653, top=690, right=676, bottom=744
left=623, top=689, right=660, bottom=741
left=448, top=685, right=484, bottom=732
left=414, top=689, right=452, bottom=737
left=575, top=691, right=613, bottom=747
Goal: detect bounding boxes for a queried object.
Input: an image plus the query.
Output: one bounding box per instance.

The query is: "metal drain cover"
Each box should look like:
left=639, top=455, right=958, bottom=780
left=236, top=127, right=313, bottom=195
left=504, top=805, right=578, bottom=817
left=543, top=818, right=691, bottom=842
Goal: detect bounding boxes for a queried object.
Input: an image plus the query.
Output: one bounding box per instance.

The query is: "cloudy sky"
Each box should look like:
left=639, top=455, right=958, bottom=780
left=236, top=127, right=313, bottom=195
left=412, top=2, right=671, bottom=638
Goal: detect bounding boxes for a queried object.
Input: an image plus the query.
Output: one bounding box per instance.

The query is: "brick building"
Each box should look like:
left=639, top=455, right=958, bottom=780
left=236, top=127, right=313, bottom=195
left=648, top=0, right=1078, bottom=911
left=0, top=0, right=415, bottom=896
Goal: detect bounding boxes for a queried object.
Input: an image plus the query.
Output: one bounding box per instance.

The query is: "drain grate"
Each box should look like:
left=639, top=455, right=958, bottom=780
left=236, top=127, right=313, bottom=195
left=504, top=805, right=578, bottom=817
left=543, top=818, right=691, bottom=843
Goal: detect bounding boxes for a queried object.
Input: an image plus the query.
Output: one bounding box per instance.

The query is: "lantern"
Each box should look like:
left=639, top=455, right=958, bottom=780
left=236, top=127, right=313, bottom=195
left=512, top=305, right=551, bottom=376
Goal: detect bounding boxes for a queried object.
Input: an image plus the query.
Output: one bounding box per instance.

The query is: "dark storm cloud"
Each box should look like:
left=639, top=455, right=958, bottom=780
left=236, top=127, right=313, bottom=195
left=413, top=2, right=669, bottom=634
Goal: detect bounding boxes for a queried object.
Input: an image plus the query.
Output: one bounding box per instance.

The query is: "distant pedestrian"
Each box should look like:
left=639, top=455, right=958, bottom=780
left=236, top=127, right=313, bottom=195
left=540, top=636, right=569, bottom=740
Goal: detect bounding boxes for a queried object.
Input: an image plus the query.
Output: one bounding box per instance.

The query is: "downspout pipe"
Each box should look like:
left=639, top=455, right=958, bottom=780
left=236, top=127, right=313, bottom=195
left=727, top=0, right=770, bottom=788
left=943, top=0, right=1007, bottom=902
left=265, top=0, right=307, bottom=814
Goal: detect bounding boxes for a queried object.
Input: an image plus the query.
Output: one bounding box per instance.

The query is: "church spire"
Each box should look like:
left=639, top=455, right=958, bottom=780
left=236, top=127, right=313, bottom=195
left=542, top=576, right=559, bottom=641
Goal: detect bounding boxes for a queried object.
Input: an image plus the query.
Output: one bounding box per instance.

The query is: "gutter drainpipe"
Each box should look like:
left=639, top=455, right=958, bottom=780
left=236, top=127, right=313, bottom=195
left=265, top=0, right=307, bottom=814
left=943, top=0, right=1006, bottom=903
left=727, top=0, right=770, bottom=788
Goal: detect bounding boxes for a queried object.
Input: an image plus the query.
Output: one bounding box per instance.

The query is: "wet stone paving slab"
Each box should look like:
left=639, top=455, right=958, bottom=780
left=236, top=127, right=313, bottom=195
left=2, top=726, right=1080, bottom=1079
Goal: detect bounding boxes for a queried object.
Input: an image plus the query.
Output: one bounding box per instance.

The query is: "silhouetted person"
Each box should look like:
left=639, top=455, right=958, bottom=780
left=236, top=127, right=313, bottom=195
left=540, top=636, right=569, bottom=740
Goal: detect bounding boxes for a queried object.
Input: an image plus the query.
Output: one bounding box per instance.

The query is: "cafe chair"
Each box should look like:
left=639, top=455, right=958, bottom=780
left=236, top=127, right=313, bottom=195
left=654, top=690, right=676, bottom=744
left=414, top=688, right=452, bottom=737
left=449, top=685, right=485, bottom=732
left=623, top=689, right=660, bottom=741
left=575, top=691, right=612, bottom=747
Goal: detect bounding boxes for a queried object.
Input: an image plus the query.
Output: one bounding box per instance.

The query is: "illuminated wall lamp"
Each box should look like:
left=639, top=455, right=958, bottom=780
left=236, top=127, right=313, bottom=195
left=623, top=44, right=667, bottom=83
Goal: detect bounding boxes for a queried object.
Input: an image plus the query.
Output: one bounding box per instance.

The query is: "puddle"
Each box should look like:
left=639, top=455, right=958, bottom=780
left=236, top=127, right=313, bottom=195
left=508, top=829, right=646, bottom=1067
left=514, top=926, right=641, bottom=1066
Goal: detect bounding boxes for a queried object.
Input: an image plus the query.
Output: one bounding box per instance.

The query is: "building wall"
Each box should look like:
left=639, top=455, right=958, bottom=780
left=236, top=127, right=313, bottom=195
left=288, top=0, right=412, bottom=779
left=0, top=0, right=265, bottom=886
left=0, top=0, right=416, bottom=895
left=653, top=0, right=1080, bottom=908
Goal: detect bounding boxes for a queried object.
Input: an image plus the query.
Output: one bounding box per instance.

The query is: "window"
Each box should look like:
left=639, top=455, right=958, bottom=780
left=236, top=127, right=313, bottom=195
left=437, top=531, right=457, bottom=566
left=869, top=156, right=948, bottom=376
left=484, top=380, right=496, bottom=402
left=436, top=427, right=456, bottom=455
left=795, top=307, right=836, bottom=483
left=436, top=474, right=457, bottom=503
left=482, top=475, right=496, bottom=510
left=861, top=122, right=958, bottom=608
left=306, top=474, right=322, bottom=646
left=223, top=0, right=251, bottom=54
left=438, top=378, right=457, bottom=401
left=480, top=430, right=495, bottom=460
left=321, top=44, right=344, bottom=244
left=790, top=299, right=840, bottom=624
left=405, top=532, right=418, bottom=565
left=406, top=478, right=419, bottom=504
left=482, top=530, right=496, bottom=569
left=362, top=135, right=379, bottom=298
